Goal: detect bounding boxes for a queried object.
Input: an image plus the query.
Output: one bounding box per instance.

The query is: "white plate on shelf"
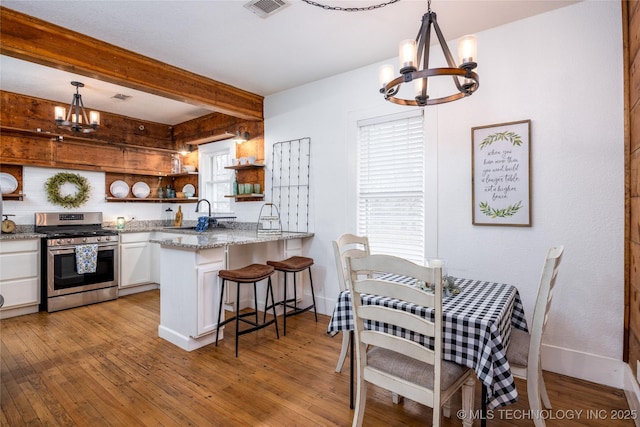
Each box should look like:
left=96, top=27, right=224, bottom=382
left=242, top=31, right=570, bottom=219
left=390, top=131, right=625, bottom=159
left=0, top=173, right=18, bottom=194
left=110, top=180, right=130, bottom=198
left=182, top=184, right=195, bottom=194
left=132, top=181, right=150, bottom=198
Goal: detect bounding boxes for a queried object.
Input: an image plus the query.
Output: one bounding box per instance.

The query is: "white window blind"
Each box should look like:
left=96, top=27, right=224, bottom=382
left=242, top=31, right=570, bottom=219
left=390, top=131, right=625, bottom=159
left=199, top=146, right=233, bottom=213
left=357, top=110, right=425, bottom=264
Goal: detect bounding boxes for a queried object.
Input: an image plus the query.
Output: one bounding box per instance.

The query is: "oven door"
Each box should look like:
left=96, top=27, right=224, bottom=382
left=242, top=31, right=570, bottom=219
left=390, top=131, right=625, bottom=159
left=47, top=243, right=119, bottom=297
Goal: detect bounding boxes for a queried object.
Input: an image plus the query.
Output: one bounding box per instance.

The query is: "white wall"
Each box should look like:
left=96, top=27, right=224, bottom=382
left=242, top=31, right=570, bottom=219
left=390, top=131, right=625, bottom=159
left=264, top=0, right=625, bottom=387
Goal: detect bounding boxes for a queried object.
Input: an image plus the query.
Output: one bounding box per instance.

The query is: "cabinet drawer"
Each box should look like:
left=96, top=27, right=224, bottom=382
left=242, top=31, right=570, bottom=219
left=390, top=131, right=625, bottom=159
left=0, top=277, right=39, bottom=308
left=120, top=232, right=151, bottom=244
left=285, top=239, right=302, bottom=251
left=0, top=252, right=38, bottom=281
left=0, top=239, right=39, bottom=254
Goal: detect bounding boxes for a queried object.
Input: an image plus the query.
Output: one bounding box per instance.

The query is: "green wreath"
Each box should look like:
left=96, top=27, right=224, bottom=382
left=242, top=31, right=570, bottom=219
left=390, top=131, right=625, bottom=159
left=45, top=172, right=91, bottom=209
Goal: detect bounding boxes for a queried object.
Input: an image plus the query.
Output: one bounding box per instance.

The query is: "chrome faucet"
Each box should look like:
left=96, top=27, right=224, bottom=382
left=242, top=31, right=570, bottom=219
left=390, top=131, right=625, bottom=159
left=195, top=199, right=211, bottom=218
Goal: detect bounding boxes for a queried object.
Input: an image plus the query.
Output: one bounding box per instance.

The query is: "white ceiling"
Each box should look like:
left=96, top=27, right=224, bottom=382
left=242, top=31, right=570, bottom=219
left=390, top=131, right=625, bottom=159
left=1, top=0, right=579, bottom=125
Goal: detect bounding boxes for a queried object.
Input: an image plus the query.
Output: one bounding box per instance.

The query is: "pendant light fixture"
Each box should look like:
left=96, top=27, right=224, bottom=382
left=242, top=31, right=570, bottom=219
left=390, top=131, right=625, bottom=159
left=54, top=81, right=100, bottom=133
left=379, top=0, right=479, bottom=107
left=234, top=127, right=250, bottom=144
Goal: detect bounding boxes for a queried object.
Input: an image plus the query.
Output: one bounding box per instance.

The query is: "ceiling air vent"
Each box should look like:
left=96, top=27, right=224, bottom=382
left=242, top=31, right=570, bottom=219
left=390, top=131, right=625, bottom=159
left=244, top=0, right=289, bottom=19
left=111, top=93, right=131, bottom=101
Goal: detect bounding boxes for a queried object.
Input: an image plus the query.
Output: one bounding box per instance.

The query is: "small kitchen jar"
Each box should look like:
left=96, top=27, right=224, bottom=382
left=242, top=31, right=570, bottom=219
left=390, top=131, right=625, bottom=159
left=116, top=217, right=126, bottom=230
left=163, top=208, right=173, bottom=226
left=170, top=154, right=182, bottom=174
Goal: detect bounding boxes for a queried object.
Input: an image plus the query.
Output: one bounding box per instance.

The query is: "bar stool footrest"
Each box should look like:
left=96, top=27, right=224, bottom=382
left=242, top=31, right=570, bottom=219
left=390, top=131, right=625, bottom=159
left=283, top=303, right=315, bottom=317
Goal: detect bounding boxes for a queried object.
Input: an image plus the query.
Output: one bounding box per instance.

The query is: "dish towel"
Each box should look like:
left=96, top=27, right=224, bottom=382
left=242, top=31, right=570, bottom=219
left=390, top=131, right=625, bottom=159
left=195, top=216, right=210, bottom=232
left=75, top=244, right=98, bottom=274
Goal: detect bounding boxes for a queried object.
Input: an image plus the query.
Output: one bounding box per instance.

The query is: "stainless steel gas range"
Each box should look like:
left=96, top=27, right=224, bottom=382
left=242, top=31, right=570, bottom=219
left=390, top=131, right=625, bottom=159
left=35, top=212, right=119, bottom=312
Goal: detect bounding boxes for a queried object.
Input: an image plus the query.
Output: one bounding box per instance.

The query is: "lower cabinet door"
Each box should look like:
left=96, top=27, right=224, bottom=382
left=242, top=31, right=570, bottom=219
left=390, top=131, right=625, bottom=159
left=120, top=242, right=152, bottom=288
left=197, top=261, right=224, bottom=336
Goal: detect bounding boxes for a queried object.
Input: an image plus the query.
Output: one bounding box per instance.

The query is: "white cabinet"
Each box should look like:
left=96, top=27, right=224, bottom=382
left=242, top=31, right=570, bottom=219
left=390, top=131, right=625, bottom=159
left=0, top=239, right=40, bottom=319
left=197, top=258, right=225, bottom=336
left=158, top=245, right=225, bottom=351
left=119, top=232, right=153, bottom=292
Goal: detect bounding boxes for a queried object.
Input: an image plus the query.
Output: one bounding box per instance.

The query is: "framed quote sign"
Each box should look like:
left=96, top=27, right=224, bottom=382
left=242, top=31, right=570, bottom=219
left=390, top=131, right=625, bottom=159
left=472, top=119, right=531, bottom=226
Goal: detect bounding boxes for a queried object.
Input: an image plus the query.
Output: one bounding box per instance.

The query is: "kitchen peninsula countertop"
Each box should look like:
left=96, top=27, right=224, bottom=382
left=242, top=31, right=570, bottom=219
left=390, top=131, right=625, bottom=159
left=150, top=228, right=314, bottom=249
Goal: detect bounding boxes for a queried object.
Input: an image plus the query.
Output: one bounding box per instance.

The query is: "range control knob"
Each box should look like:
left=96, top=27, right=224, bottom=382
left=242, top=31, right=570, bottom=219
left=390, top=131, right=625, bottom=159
left=82, top=237, right=88, bottom=243
left=97, top=237, right=102, bottom=242
left=67, top=238, right=73, bottom=244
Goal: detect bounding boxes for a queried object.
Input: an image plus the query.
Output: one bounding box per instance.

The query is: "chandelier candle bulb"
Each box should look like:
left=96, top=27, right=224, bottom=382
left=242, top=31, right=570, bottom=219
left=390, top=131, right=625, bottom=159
left=399, top=39, right=417, bottom=73
left=54, top=106, right=65, bottom=121
left=457, top=35, right=477, bottom=67
left=379, top=64, right=394, bottom=90
left=414, top=77, right=427, bottom=96
left=89, top=111, right=100, bottom=126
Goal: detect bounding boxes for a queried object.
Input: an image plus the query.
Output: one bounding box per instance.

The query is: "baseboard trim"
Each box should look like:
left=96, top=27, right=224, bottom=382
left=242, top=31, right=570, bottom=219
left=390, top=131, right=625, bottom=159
left=541, top=343, right=625, bottom=389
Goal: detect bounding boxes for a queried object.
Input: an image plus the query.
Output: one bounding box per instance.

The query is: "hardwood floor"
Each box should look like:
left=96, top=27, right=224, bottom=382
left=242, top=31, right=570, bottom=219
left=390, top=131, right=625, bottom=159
left=1, top=290, right=634, bottom=426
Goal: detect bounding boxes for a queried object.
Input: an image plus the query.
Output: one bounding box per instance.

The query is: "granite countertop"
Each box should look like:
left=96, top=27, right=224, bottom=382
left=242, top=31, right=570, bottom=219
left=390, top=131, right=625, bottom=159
left=0, top=221, right=313, bottom=247
left=0, top=232, right=46, bottom=240
left=150, top=229, right=314, bottom=249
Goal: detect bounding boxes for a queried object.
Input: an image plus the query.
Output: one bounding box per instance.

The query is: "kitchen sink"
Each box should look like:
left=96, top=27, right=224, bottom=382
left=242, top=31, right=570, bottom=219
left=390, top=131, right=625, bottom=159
left=163, top=225, right=199, bottom=231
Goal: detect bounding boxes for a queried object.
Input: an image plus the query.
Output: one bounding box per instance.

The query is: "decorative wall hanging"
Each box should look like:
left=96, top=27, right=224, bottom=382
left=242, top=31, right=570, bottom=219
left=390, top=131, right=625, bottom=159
left=472, top=120, right=531, bottom=226
left=271, top=137, right=311, bottom=232
left=45, top=172, right=91, bottom=209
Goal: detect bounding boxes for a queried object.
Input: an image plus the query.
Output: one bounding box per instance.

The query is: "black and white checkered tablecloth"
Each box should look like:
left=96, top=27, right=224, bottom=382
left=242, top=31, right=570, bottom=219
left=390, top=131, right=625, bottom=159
left=326, top=275, right=528, bottom=409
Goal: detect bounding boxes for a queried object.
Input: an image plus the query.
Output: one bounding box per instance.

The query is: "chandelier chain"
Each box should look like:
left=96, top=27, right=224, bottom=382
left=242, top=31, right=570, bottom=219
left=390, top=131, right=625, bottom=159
left=301, top=0, right=400, bottom=12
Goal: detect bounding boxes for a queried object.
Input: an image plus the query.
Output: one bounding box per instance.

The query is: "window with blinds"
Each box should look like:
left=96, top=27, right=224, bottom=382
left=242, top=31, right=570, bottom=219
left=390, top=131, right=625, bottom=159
left=357, top=110, right=425, bottom=264
left=199, top=143, right=233, bottom=213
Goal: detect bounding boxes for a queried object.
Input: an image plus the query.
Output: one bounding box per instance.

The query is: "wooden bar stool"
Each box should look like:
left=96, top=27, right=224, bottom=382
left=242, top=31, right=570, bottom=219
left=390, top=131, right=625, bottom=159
left=215, top=263, right=279, bottom=357
left=265, top=256, right=317, bottom=335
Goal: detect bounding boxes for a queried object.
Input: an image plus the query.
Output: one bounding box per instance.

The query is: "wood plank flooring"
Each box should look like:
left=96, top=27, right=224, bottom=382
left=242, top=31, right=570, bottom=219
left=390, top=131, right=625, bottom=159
left=1, top=290, right=634, bottom=426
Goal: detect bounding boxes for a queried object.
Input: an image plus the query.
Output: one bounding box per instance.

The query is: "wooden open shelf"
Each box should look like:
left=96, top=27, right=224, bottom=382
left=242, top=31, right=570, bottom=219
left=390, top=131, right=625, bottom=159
left=224, top=164, right=264, bottom=202
left=105, top=171, right=199, bottom=202
left=105, top=197, right=198, bottom=203
left=0, top=164, right=25, bottom=201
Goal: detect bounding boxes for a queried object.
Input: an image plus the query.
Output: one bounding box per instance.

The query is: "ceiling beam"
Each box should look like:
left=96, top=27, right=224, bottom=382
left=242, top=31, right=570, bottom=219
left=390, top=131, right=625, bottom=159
left=0, top=6, right=263, bottom=121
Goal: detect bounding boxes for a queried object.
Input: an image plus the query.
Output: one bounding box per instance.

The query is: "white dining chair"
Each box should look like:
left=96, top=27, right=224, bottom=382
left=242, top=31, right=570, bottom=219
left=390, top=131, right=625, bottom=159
left=332, top=233, right=371, bottom=373
left=507, top=245, right=564, bottom=427
left=346, top=253, right=475, bottom=427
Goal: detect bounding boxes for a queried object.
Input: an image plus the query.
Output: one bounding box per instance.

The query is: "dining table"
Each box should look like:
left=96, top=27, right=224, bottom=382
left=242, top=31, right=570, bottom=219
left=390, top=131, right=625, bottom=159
left=326, top=274, right=528, bottom=424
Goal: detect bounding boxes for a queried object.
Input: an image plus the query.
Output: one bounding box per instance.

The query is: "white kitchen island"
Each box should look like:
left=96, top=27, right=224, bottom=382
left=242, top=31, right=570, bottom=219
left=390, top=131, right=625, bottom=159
left=150, top=229, right=314, bottom=351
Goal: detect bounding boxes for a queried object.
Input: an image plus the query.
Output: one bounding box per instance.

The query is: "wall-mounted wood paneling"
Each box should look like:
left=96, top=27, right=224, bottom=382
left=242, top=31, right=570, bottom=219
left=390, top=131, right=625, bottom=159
left=1, top=91, right=174, bottom=150
left=173, top=113, right=265, bottom=161
left=625, top=0, right=640, bottom=380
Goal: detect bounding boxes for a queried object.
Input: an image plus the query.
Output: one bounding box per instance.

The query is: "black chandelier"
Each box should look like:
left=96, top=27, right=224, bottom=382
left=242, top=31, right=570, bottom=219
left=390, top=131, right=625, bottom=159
left=379, top=0, right=479, bottom=107
left=54, top=81, right=100, bottom=133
